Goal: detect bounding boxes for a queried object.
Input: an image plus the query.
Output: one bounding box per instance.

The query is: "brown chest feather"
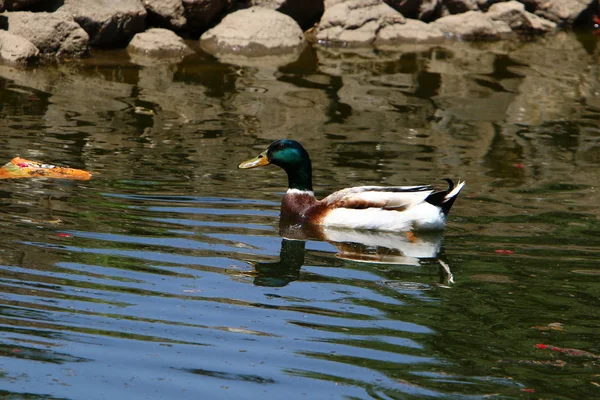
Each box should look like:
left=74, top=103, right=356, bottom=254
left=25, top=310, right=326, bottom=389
left=280, top=191, right=319, bottom=222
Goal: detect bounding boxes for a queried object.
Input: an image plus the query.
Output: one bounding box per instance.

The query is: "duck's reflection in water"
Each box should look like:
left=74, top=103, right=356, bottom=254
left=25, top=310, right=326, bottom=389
left=250, top=221, right=453, bottom=287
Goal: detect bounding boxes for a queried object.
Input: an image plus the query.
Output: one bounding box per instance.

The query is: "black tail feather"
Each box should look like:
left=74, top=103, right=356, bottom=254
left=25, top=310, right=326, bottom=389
left=440, top=193, right=458, bottom=216
left=425, top=179, right=461, bottom=216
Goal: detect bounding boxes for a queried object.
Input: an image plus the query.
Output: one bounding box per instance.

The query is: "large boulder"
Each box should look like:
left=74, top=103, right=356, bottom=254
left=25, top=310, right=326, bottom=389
left=250, top=0, right=324, bottom=30
left=200, top=7, right=306, bottom=59
left=55, top=0, right=146, bottom=46
left=377, top=18, right=444, bottom=44
left=487, top=1, right=556, bottom=33
left=432, top=10, right=512, bottom=39
left=0, top=30, right=39, bottom=63
left=4, top=11, right=89, bottom=57
left=127, top=28, right=193, bottom=56
left=316, top=0, right=405, bottom=46
left=143, top=0, right=187, bottom=31
left=324, top=0, right=342, bottom=7
left=529, top=0, right=596, bottom=25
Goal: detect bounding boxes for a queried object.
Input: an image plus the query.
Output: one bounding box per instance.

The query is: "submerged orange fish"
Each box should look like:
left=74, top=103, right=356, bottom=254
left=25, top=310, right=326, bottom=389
left=0, top=157, right=92, bottom=180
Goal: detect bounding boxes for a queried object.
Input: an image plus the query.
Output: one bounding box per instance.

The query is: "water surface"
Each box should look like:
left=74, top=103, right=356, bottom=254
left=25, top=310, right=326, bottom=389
left=0, top=33, right=599, bottom=399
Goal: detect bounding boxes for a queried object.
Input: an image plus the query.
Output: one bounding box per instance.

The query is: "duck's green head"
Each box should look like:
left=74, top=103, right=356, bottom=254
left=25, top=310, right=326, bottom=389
left=238, top=139, right=313, bottom=191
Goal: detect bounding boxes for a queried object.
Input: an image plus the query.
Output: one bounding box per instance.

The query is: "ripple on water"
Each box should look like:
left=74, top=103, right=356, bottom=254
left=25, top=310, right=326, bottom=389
left=0, top=188, right=515, bottom=399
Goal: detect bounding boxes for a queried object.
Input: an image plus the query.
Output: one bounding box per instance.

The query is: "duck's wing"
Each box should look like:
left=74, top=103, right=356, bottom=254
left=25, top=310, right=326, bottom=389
left=321, top=185, right=434, bottom=211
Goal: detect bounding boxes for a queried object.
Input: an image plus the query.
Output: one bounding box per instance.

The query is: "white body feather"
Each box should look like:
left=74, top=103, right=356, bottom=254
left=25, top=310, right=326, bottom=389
left=322, top=202, right=446, bottom=231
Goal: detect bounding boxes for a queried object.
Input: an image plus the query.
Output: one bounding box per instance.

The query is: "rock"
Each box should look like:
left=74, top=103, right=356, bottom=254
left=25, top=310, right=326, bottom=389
left=128, top=28, right=193, bottom=56
left=324, top=0, right=342, bottom=8
left=183, top=0, right=228, bottom=35
left=530, top=0, right=595, bottom=25
left=200, top=7, right=306, bottom=58
left=143, top=0, right=187, bottom=31
left=487, top=1, right=556, bottom=33
left=0, top=30, right=39, bottom=63
left=4, top=11, right=89, bottom=57
left=384, top=0, right=440, bottom=21
left=432, top=10, right=512, bottom=40
left=316, top=0, right=405, bottom=46
left=55, top=0, right=147, bottom=46
left=377, top=18, right=444, bottom=43
left=250, top=0, right=324, bottom=30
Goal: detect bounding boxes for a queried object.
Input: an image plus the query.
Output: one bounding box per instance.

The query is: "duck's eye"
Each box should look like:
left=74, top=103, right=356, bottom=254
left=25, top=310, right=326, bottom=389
left=258, top=154, right=263, bottom=158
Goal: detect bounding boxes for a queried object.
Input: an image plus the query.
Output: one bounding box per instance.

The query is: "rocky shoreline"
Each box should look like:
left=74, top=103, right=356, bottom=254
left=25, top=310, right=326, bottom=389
left=0, top=0, right=597, bottom=65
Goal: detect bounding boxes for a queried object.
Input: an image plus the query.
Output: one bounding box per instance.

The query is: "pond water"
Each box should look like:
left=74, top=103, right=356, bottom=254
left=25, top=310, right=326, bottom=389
left=0, top=32, right=599, bottom=399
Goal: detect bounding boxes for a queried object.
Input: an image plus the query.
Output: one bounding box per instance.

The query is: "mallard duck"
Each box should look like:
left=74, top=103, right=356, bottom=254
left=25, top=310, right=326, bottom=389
left=238, top=139, right=465, bottom=232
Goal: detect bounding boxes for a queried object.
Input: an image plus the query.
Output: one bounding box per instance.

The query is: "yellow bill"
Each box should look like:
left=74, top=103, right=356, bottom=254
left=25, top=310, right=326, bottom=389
left=238, top=151, right=270, bottom=169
